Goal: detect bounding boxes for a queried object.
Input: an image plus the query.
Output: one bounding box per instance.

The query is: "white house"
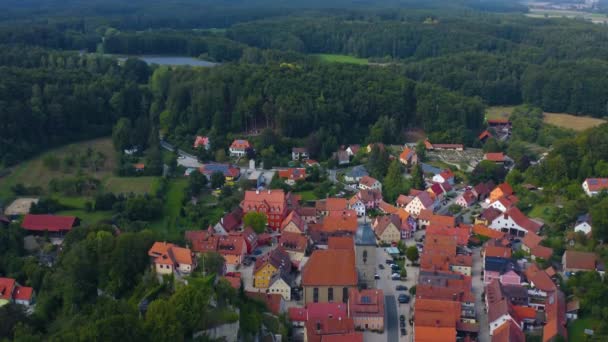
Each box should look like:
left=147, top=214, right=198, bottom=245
left=348, top=197, right=366, bottom=217
left=359, top=176, right=382, bottom=192
left=489, top=196, right=516, bottom=213
left=489, top=207, right=542, bottom=237
left=582, top=178, right=608, bottom=197
left=292, top=147, right=309, bottom=161
left=405, top=191, right=435, bottom=216
left=229, top=139, right=251, bottom=157
left=268, top=274, right=291, bottom=301
left=574, top=214, right=592, bottom=235
left=432, top=169, right=455, bottom=185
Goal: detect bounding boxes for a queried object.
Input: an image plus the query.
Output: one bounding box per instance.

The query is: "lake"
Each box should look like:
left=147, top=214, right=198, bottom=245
left=114, top=55, right=218, bottom=67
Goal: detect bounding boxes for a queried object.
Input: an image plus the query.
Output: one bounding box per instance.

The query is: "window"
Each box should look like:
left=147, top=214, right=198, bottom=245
left=313, top=288, right=319, bottom=303
left=343, top=287, right=349, bottom=303
left=328, top=288, right=334, bottom=302
left=363, top=250, right=367, bottom=263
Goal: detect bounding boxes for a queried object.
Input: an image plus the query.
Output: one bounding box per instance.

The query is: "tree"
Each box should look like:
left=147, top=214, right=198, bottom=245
left=112, top=118, right=132, bottom=151
left=415, top=140, right=427, bottom=163
left=471, top=160, right=506, bottom=184
left=384, top=160, right=409, bottom=202
left=397, top=240, right=406, bottom=255
left=188, top=170, right=208, bottom=196
left=406, top=246, right=419, bottom=262
left=145, top=299, right=184, bottom=342
left=199, top=252, right=225, bottom=275
left=210, top=171, right=225, bottom=189
left=243, top=211, right=268, bottom=233
left=367, top=145, right=390, bottom=179
left=590, top=197, right=608, bottom=242
left=411, top=164, right=425, bottom=190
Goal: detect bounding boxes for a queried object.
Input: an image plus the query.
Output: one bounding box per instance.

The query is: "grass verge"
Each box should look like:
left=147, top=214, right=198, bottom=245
left=313, top=54, right=368, bottom=65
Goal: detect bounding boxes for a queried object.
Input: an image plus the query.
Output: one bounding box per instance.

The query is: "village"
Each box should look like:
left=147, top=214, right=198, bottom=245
left=3, top=115, right=606, bottom=342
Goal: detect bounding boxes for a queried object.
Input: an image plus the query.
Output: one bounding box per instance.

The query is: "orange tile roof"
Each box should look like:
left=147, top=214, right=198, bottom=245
left=522, top=231, right=543, bottom=249
left=327, top=236, right=354, bottom=250
left=583, top=178, right=608, bottom=192
left=302, top=250, right=357, bottom=286
left=322, top=214, right=358, bottom=234
left=278, top=168, right=307, bottom=180
left=0, top=278, right=16, bottom=300
left=148, top=242, right=194, bottom=266
left=241, top=189, right=287, bottom=212
left=525, top=264, right=556, bottom=292
left=217, top=235, right=246, bottom=257
left=280, top=210, right=306, bottom=233
left=400, top=147, right=416, bottom=161
left=426, top=224, right=470, bottom=245
left=424, top=235, right=458, bottom=255
left=321, top=332, right=363, bottom=342
left=473, top=224, right=504, bottom=238
left=485, top=152, right=506, bottom=162
left=279, top=232, right=308, bottom=253
left=531, top=245, right=553, bottom=260
left=491, top=320, right=525, bottom=342
left=513, top=305, right=537, bottom=320
left=563, top=250, right=597, bottom=270
left=325, top=198, right=348, bottom=212
left=415, top=299, right=461, bottom=338
left=230, top=139, right=251, bottom=150
left=306, top=317, right=356, bottom=342
left=485, top=245, right=512, bottom=259
left=359, top=175, right=379, bottom=188
left=415, top=326, right=456, bottom=342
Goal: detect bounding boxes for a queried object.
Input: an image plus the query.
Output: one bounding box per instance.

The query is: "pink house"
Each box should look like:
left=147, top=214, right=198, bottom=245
left=499, top=270, right=521, bottom=286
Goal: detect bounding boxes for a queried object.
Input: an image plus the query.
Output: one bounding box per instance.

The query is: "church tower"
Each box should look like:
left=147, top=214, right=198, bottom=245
left=355, top=220, right=376, bottom=288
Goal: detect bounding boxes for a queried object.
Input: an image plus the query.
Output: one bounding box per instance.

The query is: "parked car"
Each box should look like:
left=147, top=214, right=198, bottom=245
left=399, top=315, right=405, bottom=322
left=400, top=321, right=406, bottom=328
left=401, top=328, right=406, bottom=336
left=374, top=274, right=381, bottom=280
left=378, top=264, right=385, bottom=270
left=398, top=294, right=410, bottom=303
left=391, top=264, right=400, bottom=271
left=253, top=248, right=263, bottom=255
left=391, top=273, right=401, bottom=280
left=385, top=259, right=394, bottom=265
left=396, top=285, right=408, bottom=291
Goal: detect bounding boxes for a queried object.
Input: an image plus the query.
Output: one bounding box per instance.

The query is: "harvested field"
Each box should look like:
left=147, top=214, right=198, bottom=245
left=4, top=197, right=39, bottom=215
left=543, top=112, right=606, bottom=132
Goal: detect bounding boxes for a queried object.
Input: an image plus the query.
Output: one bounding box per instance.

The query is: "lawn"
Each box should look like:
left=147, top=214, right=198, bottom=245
left=543, top=112, right=606, bottom=132
left=103, top=176, right=159, bottom=195
left=295, top=190, right=318, bottom=201
left=485, top=106, right=516, bottom=121
left=57, top=209, right=114, bottom=225
left=0, top=137, right=117, bottom=201
left=313, top=54, right=368, bottom=65
left=148, top=179, right=188, bottom=240
left=528, top=204, right=553, bottom=222
left=568, top=317, right=603, bottom=341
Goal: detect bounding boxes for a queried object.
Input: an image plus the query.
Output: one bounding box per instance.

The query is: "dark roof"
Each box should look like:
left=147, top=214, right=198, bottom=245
left=355, top=222, right=376, bottom=246
left=484, top=256, right=518, bottom=273
left=346, top=165, right=368, bottom=178
left=21, top=214, right=78, bottom=232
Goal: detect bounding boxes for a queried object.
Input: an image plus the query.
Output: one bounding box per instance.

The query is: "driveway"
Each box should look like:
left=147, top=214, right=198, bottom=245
left=472, top=247, right=489, bottom=342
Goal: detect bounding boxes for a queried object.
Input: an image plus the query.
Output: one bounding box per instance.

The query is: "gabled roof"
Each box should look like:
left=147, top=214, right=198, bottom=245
left=217, top=235, right=246, bottom=256
left=531, top=245, right=553, bottom=260
left=429, top=183, right=446, bottom=196
left=241, top=190, right=287, bottom=212
left=230, top=139, right=251, bottom=150
left=12, top=285, right=33, bottom=301
left=21, top=214, right=77, bottom=232
left=525, top=264, right=556, bottom=292
left=438, top=169, right=455, bottom=180
left=583, top=178, right=608, bottom=192
left=148, top=242, right=194, bottom=266
left=543, top=290, right=567, bottom=342
left=218, top=207, right=243, bottom=232
left=194, top=135, right=209, bottom=148
left=458, top=190, right=477, bottom=206
left=563, top=250, right=597, bottom=270
left=292, top=147, right=308, bottom=153
left=400, top=147, right=416, bottom=161
left=254, top=247, right=291, bottom=273
left=348, top=288, right=384, bottom=316
left=500, top=207, right=543, bottom=233
left=281, top=210, right=305, bottom=233
left=419, top=211, right=456, bottom=227
left=246, top=292, right=284, bottom=315
left=426, top=224, right=470, bottom=246
left=478, top=130, right=492, bottom=140
left=479, top=207, right=503, bottom=223
left=278, top=168, right=307, bottom=180
left=414, top=191, right=435, bottom=208
left=185, top=229, right=219, bottom=253
left=288, top=307, right=308, bottom=322
left=346, top=165, right=368, bottom=178
left=357, top=189, right=382, bottom=203
left=322, top=198, right=348, bottom=212
left=396, top=194, right=413, bottom=206
left=321, top=333, right=363, bottom=342
left=485, top=245, right=512, bottom=259
left=322, top=213, right=358, bottom=234
left=372, top=215, right=401, bottom=237
left=302, top=250, right=357, bottom=286
left=473, top=224, right=505, bottom=239
left=336, top=150, right=349, bottom=163
left=279, top=232, right=308, bottom=253
left=491, top=320, right=525, bottom=342
left=522, top=232, right=543, bottom=249
left=494, top=183, right=514, bottom=197
left=307, top=302, right=348, bottom=320
left=359, top=175, right=379, bottom=188
left=305, top=317, right=355, bottom=342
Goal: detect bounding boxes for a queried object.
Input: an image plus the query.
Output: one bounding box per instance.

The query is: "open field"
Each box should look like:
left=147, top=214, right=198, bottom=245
left=0, top=138, right=117, bottom=200
left=313, top=54, right=368, bottom=65
left=485, top=106, right=516, bottom=120
left=526, top=9, right=608, bottom=24
left=103, top=177, right=159, bottom=195
left=57, top=209, right=113, bottom=225
left=543, top=112, right=606, bottom=132
left=294, top=190, right=318, bottom=202
left=149, top=179, right=188, bottom=240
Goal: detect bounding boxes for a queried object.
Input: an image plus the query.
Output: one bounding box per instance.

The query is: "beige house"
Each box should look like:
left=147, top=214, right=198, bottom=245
left=348, top=288, right=385, bottom=331
left=278, top=232, right=308, bottom=264
left=302, top=249, right=357, bottom=304
left=268, top=274, right=292, bottom=300
left=281, top=210, right=307, bottom=234
left=372, top=215, right=401, bottom=244
left=148, top=242, right=195, bottom=276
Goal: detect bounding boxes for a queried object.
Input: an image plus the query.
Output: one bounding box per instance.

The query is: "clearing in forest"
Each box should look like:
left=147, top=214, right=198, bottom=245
left=543, top=113, right=606, bottom=132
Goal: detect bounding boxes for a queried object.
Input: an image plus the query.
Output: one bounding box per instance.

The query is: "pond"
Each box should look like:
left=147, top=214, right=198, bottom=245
left=114, top=55, right=218, bottom=67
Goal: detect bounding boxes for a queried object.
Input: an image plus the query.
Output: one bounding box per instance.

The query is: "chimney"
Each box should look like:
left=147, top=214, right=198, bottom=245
left=268, top=189, right=271, bottom=194
left=256, top=189, right=260, bottom=194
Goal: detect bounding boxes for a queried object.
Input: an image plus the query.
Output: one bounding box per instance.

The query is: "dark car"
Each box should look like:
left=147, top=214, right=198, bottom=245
left=396, top=285, right=408, bottom=291
left=391, top=263, right=400, bottom=270
left=374, top=274, right=381, bottom=280
left=400, top=315, right=405, bottom=322
left=401, top=328, right=407, bottom=336
left=253, top=249, right=263, bottom=255
left=391, top=273, right=401, bottom=280
left=385, top=259, right=394, bottom=265
left=378, top=264, right=385, bottom=270
left=398, top=294, right=410, bottom=303
left=400, top=321, right=406, bottom=328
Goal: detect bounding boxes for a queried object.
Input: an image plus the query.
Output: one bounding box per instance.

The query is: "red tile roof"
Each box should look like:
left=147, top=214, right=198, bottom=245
left=502, top=207, right=543, bottom=233
left=359, top=175, right=379, bottom=188
left=513, top=305, right=537, bottom=320
left=491, top=320, right=525, bottom=342
left=302, top=250, right=357, bottom=286
left=485, top=245, right=512, bottom=259
left=193, top=135, right=209, bottom=148
left=372, top=215, right=401, bottom=237
left=281, top=210, right=306, bottom=233
left=241, top=190, right=287, bottom=212
left=327, top=236, right=354, bottom=250
left=400, top=147, right=416, bottom=162
left=288, top=307, right=308, bottom=322
left=563, top=250, right=597, bottom=270
left=322, top=214, right=358, bottom=234
left=222, top=275, right=241, bottom=289
left=185, top=230, right=219, bottom=253
left=415, top=299, right=461, bottom=333
left=478, top=130, right=492, bottom=140
left=307, top=302, right=348, bottom=320
left=439, top=169, right=455, bottom=181
left=531, top=245, right=553, bottom=260
left=485, top=152, right=506, bottom=162
left=473, top=224, right=505, bottom=239
left=396, top=194, right=412, bottom=207
left=0, top=277, right=16, bottom=300
left=495, top=183, right=514, bottom=197
left=424, top=235, right=458, bottom=256
left=348, top=288, right=384, bottom=317
left=426, top=224, right=470, bottom=246
left=217, top=235, right=247, bottom=257
left=305, top=317, right=355, bottom=342
left=543, top=291, right=567, bottom=342
left=278, top=168, right=307, bottom=180
left=21, top=214, right=77, bottom=232
left=148, top=242, right=194, bottom=266
left=230, top=139, right=251, bottom=150
left=279, top=232, right=308, bottom=253
left=525, top=264, right=556, bottom=292
left=458, top=190, right=477, bottom=206
left=583, top=178, right=608, bottom=192
left=322, top=198, right=348, bottom=212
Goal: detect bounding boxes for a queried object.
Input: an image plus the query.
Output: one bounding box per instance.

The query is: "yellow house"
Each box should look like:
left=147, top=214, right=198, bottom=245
left=372, top=215, right=402, bottom=244
left=253, top=247, right=291, bottom=289
left=268, top=274, right=291, bottom=300
left=254, top=263, right=277, bottom=288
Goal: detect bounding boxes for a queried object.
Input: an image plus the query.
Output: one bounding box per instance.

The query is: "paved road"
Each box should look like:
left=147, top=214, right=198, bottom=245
left=472, top=247, right=489, bottom=342
left=385, top=295, right=398, bottom=342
